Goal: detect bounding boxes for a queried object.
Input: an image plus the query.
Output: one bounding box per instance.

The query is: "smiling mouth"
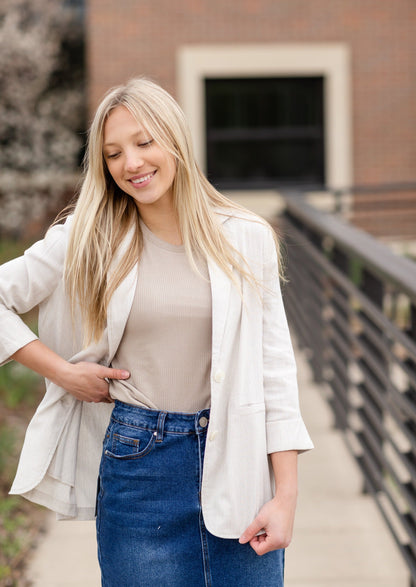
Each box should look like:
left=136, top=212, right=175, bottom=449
left=130, top=171, right=156, bottom=184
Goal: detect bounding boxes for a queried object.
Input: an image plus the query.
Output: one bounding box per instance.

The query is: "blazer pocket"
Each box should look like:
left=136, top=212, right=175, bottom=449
left=236, top=402, right=266, bottom=415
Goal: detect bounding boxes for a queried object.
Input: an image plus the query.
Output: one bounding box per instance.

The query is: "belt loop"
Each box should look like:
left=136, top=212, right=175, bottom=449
left=156, top=411, right=167, bottom=443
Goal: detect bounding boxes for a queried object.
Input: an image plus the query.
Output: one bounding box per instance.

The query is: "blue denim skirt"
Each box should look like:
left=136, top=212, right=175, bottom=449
left=96, top=400, right=284, bottom=586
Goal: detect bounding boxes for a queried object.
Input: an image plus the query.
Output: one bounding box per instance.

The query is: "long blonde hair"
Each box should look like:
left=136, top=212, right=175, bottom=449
left=64, top=77, right=282, bottom=345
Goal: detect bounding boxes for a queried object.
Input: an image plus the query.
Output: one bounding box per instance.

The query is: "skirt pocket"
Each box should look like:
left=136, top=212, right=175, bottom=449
left=105, top=423, right=156, bottom=460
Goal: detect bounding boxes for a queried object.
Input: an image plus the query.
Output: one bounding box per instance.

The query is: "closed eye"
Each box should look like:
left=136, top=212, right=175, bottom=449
left=104, top=138, right=153, bottom=159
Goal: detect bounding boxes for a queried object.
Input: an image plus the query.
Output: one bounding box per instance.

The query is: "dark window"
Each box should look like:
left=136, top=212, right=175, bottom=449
left=205, top=77, right=325, bottom=189
left=64, top=0, right=84, bottom=7
left=63, top=0, right=85, bottom=16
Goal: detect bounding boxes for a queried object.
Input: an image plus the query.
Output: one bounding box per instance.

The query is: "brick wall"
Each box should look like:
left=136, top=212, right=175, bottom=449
left=86, top=0, right=416, bottom=189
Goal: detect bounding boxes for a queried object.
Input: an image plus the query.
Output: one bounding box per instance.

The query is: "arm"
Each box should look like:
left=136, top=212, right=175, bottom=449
left=12, top=340, right=129, bottom=403
left=261, top=230, right=312, bottom=453
left=1, top=222, right=129, bottom=400
left=241, top=226, right=312, bottom=554
left=0, top=222, right=69, bottom=366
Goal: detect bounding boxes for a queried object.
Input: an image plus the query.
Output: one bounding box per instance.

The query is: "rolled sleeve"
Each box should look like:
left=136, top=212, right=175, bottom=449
left=266, top=418, right=314, bottom=454
left=0, top=309, right=38, bottom=366
left=0, top=220, right=69, bottom=365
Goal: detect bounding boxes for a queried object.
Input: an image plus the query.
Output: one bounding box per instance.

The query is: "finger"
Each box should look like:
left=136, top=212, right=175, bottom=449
left=249, top=538, right=273, bottom=556
left=89, top=392, right=112, bottom=404
left=101, top=367, right=130, bottom=380
left=239, top=518, right=264, bottom=544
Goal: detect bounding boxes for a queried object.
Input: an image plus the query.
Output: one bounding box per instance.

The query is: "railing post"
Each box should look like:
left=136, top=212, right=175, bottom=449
left=308, top=229, right=328, bottom=384
left=410, top=304, right=416, bottom=342
left=327, top=246, right=352, bottom=430
left=356, top=268, right=387, bottom=493
left=404, top=302, right=416, bottom=583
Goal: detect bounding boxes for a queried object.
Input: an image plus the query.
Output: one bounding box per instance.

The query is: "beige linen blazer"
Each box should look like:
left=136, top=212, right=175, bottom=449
left=1, top=210, right=313, bottom=538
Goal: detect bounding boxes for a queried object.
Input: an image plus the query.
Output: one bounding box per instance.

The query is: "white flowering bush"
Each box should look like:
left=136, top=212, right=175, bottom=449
left=0, top=0, right=85, bottom=237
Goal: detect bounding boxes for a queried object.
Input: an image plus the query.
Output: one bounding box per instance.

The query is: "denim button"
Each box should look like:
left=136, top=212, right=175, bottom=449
left=199, top=416, right=208, bottom=428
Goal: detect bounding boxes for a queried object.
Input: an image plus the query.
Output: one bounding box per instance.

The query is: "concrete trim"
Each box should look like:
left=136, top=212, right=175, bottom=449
left=177, top=43, right=353, bottom=190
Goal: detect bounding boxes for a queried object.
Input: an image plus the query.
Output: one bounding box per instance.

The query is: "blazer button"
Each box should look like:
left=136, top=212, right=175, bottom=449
left=214, top=369, right=225, bottom=383
left=209, top=430, right=218, bottom=441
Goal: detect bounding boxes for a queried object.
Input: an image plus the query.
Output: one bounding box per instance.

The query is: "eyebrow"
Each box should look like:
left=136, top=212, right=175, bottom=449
left=103, top=130, right=146, bottom=148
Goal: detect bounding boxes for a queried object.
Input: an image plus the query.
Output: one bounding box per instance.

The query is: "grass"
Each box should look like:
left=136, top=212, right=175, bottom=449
left=0, top=355, right=45, bottom=587
left=0, top=363, right=40, bottom=410
left=0, top=239, right=34, bottom=265
left=0, top=239, right=47, bottom=587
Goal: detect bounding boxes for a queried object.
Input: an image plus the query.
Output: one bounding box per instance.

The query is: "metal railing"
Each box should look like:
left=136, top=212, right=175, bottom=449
left=279, top=193, right=416, bottom=585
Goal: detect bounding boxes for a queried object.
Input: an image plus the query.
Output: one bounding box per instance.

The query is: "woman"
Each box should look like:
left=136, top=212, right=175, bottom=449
left=1, top=78, right=313, bottom=586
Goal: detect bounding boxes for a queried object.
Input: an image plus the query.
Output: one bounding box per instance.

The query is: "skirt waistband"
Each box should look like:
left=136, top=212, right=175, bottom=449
left=111, top=400, right=210, bottom=435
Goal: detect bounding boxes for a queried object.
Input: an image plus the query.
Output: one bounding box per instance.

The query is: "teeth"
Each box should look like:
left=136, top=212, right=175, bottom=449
left=131, top=172, right=154, bottom=184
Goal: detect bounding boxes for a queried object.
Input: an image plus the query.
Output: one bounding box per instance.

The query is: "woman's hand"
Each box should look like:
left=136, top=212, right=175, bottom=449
left=239, top=490, right=297, bottom=555
left=239, top=450, right=298, bottom=555
left=57, top=361, right=130, bottom=403
left=11, top=339, right=130, bottom=403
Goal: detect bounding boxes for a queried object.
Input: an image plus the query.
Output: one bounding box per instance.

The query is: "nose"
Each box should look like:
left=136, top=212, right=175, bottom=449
left=125, top=149, right=144, bottom=173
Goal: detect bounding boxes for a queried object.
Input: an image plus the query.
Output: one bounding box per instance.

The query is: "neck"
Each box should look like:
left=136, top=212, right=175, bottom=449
left=136, top=201, right=182, bottom=246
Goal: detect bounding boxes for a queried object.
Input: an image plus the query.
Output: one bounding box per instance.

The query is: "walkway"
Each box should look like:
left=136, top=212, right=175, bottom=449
left=25, top=346, right=410, bottom=586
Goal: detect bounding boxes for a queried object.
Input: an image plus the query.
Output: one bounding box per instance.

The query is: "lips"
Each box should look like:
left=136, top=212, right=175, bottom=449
left=130, top=170, right=156, bottom=184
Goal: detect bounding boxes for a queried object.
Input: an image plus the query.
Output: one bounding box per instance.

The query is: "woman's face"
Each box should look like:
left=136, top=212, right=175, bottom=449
left=103, top=106, right=177, bottom=212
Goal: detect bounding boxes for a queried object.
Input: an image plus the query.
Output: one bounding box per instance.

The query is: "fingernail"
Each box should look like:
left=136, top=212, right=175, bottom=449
left=121, top=370, right=130, bottom=378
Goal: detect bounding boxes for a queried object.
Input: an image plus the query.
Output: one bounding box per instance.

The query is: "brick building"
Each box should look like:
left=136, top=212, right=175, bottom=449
left=86, top=0, right=416, bottom=237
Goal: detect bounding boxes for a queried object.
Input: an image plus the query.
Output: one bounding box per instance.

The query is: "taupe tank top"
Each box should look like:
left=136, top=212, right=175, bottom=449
left=110, top=220, right=212, bottom=412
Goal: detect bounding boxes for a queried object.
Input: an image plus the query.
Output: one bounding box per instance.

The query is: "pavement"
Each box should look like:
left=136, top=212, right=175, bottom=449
left=25, top=347, right=410, bottom=586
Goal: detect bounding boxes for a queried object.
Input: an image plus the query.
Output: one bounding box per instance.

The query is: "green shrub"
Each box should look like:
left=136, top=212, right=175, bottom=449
left=0, top=236, right=46, bottom=585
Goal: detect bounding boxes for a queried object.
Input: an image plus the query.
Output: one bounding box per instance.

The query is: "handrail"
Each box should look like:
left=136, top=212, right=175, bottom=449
left=283, top=193, right=416, bottom=299
left=280, top=192, right=416, bottom=585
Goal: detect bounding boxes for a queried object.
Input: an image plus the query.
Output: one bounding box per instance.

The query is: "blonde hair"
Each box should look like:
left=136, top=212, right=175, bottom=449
left=63, top=77, right=282, bottom=345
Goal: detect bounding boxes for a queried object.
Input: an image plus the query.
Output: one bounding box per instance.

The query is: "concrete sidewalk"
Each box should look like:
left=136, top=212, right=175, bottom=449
left=25, top=349, right=410, bottom=586
left=284, top=351, right=409, bottom=586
